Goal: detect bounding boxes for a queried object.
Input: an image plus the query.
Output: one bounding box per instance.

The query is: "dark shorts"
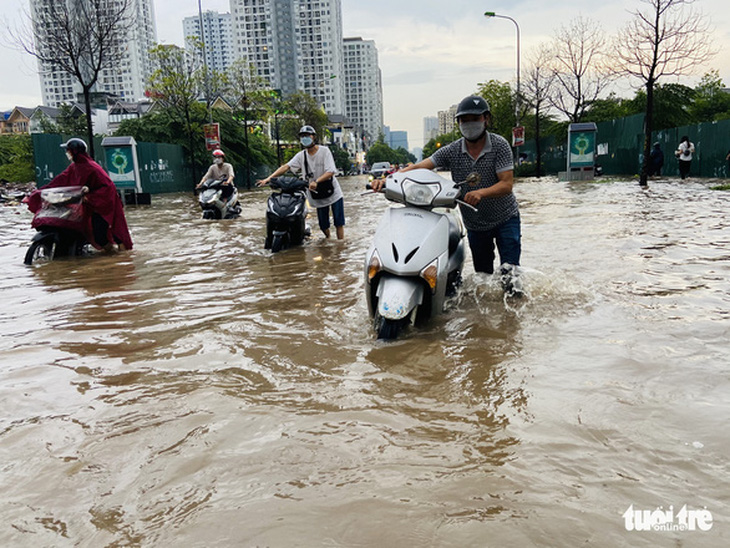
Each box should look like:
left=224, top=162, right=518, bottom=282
left=316, top=197, right=345, bottom=231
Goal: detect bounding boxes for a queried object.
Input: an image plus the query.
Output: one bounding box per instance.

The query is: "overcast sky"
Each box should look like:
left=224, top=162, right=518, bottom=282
left=3, top=0, right=730, bottom=149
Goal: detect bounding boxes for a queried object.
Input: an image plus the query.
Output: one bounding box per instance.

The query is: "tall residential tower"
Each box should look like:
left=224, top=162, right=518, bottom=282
left=31, top=0, right=157, bottom=106
left=229, top=0, right=346, bottom=116
left=183, top=11, right=235, bottom=73
left=343, top=37, right=383, bottom=144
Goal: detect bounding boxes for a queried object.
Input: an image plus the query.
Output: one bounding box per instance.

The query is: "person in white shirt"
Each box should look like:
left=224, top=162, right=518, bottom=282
left=258, top=125, right=345, bottom=240
left=197, top=149, right=236, bottom=201
left=675, top=136, right=695, bottom=180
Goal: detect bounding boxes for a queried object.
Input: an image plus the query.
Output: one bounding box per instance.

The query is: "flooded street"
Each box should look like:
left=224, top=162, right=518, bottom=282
left=1, top=175, right=728, bottom=547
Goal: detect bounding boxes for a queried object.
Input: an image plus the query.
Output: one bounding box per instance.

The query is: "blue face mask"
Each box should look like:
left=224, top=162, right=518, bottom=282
left=300, top=136, right=314, bottom=148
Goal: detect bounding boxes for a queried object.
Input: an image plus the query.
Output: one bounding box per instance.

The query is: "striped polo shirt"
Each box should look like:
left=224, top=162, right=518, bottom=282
left=430, top=133, right=518, bottom=231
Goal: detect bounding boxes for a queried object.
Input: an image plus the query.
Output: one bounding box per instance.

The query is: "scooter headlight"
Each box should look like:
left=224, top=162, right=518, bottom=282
left=367, top=250, right=382, bottom=282
left=420, top=258, right=439, bottom=291
left=402, top=180, right=439, bottom=207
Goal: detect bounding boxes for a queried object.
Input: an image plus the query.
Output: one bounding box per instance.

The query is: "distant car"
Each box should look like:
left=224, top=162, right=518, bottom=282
left=370, top=162, right=393, bottom=179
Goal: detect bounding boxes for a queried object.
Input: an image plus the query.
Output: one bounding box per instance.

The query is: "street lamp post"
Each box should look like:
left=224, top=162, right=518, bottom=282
left=198, top=0, right=213, bottom=124
left=484, top=11, right=521, bottom=159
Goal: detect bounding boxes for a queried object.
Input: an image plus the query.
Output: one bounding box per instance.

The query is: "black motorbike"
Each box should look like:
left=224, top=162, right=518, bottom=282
left=23, top=186, right=93, bottom=265
left=265, top=177, right=310, bottom=253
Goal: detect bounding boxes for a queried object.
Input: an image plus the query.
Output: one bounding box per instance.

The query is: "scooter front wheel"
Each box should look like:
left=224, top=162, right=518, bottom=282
left=376, top=316, right=408, bottom=340
left=24, top=239, right=56, bottom=265
left=271, top=233, right=286, bottom=253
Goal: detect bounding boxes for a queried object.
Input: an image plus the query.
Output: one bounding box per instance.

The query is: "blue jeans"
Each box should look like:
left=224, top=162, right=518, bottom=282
left=316, top=197, right=345, bottom=231
left=466, top=215, right=521, bottom=274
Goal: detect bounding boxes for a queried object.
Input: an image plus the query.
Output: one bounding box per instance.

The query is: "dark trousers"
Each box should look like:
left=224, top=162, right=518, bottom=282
left=466, top=215, right=521, bottom=274
left=92, top=213, right=121, bottom=247
left=679, top=160, right=691, bottom=179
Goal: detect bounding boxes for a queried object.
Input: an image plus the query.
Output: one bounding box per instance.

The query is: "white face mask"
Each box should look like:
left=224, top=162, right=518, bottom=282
left=300, top=136, right=314, bottom=148
left=66, top=151, right=73, bottom=162
left=459, top=121, right=486, bottom=142
left=214, top=158, right=223, bottom=165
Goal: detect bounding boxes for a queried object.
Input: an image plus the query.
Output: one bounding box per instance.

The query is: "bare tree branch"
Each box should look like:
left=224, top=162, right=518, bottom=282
left=547, top=16, right=615, bottom=123
left=613, top=0, right=715, bottom=185
left=10, top=0, right=136, bottom=156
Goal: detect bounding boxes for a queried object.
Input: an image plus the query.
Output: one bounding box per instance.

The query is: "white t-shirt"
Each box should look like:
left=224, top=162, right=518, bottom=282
left=287, top=146, right=342, bottom=207
left=203, top=162, right=235, bottom=181
left=677, top=141, right=695, bottom=161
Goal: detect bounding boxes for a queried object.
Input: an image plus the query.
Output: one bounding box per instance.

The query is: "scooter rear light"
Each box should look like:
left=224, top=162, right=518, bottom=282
left=367, top=251, right=381, bottom=281
left=420, top=259, right=438, bottom=291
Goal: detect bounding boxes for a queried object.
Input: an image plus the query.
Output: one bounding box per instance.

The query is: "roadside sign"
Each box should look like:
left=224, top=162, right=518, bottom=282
left=512, top=126, right=525, bottom=147
left=204, top=123, right=221, bottom=151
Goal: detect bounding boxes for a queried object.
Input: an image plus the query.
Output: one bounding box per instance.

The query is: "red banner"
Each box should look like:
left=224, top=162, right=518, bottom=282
left=204, top=123, right=221, bottom=151
left=512, top=126, right=525, bottom=147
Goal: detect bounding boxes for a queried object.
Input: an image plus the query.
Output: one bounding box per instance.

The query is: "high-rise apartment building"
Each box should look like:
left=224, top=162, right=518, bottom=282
left=183, top=11, right=234, bottom=73
left=343, top=37, right=383, bottom=144
left=438, top=105, right=458, bottom=135
left=230, top=0, right=345, bottom=116
left=31, top=0, right=157, bottom=107
left=423, top=116, right=439, bottom=142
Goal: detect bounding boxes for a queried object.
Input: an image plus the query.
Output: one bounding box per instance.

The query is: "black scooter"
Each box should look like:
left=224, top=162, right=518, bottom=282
left=264, top=177, right=310, bottom=253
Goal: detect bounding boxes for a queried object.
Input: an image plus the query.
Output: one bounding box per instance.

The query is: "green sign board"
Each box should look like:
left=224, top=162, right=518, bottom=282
left=569, top=132, right=596, bottom=167
left=101, top=136, right=142, bottom=192
left=105, top=147, right=136, bottom=188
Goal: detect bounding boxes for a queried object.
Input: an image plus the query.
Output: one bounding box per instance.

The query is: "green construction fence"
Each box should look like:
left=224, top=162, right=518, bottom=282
left=32, top=134, right=192, bottom=192
left=520, top=114, right=730, bottom=178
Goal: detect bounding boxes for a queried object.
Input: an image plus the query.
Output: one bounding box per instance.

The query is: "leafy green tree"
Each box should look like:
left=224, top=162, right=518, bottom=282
left=628, top=83, right=696, bottom=130
left=365, top=141, right=396, bottom=165
left=328, top=144, right=351, bottom=173
left=225, top=59, right=274, bottom=186
left=279, top=91, right=329, bottom=142
left=476, top=80, right=516, bottom=142
left=689, top=71, right=730, bottom=122
left=422, top=129, right=460, bottom=158
left=116, top=105, right=277, bottom=184
left=146, top=43, right=204, bottom=188
left=394, top=147, right=416, bottom=165
left=582, top=93, right=638, bottom=123
left=0, top=135, right=34, bottom=183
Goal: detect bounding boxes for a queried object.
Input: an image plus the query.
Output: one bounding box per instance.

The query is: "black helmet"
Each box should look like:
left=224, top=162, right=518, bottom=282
left=455, top=96, right=490, bottom=118
left=60, top=138, right=88, bottom=154
left=298, top=125, right=316, bottom=136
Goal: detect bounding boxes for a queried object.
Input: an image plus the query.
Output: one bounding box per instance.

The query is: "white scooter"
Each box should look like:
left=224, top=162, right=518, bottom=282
left=364, top=169, right=473, bottom=339
left=198, top=177, right=241, bottom=220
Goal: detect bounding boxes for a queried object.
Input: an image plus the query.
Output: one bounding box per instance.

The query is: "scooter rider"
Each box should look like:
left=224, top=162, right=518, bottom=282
left=372, top=95, right=521, bottom=278
left=197, top=149, right=236, bottom=202
left=26, top=138, right=133, bottom=252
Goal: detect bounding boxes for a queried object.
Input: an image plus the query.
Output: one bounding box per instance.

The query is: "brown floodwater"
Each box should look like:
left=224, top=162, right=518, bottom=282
left=1, top=176, right=728, bottom=547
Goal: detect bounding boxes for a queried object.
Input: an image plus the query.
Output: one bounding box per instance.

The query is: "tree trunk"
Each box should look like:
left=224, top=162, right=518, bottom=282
left=243, top=106, right=252, bottom=190
left=535, top=103, right=542, bottom=178
left=183, top=106, right=198, bottom=192
left=639, top=79, right=655, bottom=187
left=83, top=87, right=95, bottom=158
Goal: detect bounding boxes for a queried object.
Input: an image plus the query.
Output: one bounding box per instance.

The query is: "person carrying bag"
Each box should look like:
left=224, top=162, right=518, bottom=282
left=257, top=125, right=346, bottom=240
left=304, top=152, right=334, bottom=200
